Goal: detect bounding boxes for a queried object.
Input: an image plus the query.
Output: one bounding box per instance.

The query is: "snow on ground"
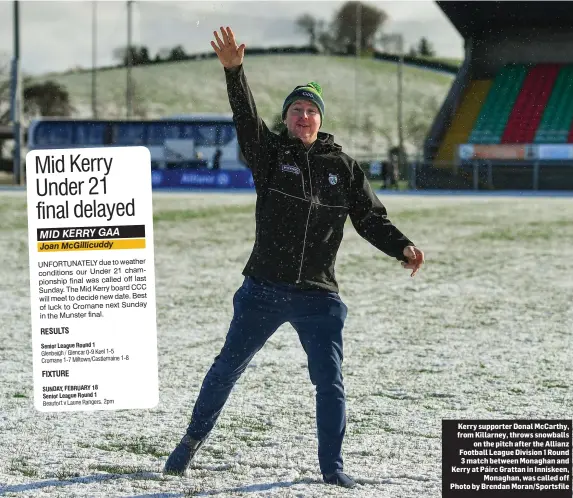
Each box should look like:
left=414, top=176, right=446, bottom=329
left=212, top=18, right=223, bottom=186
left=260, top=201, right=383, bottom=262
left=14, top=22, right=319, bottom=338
left=1, top=191, right=572, bottom=497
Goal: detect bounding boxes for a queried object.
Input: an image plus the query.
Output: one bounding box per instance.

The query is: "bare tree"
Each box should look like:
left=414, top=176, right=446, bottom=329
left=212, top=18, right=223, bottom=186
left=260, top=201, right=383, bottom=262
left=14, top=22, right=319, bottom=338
left=23, top=81, right=74, bottom=118
left=167, top=45, right=187, bottom=62
left=296, top=14, right=319, bottom=47
left=317, top=21, right=338, bottom=54
left=332, top=1, right=388, bottom=53
left=113, top=45, right=151, bottom=66
left=417, top=37, right=436, bottom=57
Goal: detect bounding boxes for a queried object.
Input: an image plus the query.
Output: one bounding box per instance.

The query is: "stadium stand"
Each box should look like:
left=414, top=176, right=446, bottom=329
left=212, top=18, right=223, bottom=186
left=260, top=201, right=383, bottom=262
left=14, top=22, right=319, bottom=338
left=434, top=80, right=492, bottom=162
left=419, top=1, right=573, bottom=190
left=500, top=63, right=560, bottom=144
left=468, top=64, right=528, bottom=144
left=534, top=64, right=573, bottom=143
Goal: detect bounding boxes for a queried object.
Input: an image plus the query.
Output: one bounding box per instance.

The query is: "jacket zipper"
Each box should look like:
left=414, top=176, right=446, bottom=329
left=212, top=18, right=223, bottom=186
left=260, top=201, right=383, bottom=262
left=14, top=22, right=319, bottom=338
left=296, top=143, right=315, bottom=283
left=292, top=159, right=306, bottom=198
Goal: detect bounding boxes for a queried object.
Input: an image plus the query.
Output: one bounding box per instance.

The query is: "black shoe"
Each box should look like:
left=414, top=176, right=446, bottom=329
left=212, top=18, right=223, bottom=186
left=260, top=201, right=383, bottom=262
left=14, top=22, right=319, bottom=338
left=163, top=434, right=205, bottom=476
left=323, top=471, right=357, bottom=488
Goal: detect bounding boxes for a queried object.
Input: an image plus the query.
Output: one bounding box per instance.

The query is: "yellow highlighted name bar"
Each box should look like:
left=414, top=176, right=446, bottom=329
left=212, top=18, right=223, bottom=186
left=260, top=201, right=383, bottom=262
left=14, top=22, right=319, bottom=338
left=38, top=238, right=146, bottom=252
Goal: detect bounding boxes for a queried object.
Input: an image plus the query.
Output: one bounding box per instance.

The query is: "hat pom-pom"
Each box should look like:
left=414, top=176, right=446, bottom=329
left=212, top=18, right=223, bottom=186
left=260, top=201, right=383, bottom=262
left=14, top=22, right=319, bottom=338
left=308, top=82, right=322, bottom=96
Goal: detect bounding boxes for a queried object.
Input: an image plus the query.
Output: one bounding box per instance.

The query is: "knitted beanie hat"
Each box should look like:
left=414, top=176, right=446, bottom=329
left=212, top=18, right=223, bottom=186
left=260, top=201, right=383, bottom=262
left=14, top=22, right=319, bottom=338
left=281, top=82, right=325, bottom=125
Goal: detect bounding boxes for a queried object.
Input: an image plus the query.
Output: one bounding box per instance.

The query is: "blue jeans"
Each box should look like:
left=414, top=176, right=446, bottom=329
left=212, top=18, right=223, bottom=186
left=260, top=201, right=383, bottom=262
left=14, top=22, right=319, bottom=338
left=185, top=276, right=348, bottom=475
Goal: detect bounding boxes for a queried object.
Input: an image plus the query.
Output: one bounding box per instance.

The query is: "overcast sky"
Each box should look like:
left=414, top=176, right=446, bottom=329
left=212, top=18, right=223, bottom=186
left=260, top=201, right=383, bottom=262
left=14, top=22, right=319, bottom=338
left=0, top=0, right=464, bottom=76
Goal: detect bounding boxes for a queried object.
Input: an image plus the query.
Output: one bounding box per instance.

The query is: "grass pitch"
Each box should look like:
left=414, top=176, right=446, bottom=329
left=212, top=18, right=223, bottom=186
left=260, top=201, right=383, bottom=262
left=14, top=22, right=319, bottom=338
left=0, top=190, right=571, bottom=497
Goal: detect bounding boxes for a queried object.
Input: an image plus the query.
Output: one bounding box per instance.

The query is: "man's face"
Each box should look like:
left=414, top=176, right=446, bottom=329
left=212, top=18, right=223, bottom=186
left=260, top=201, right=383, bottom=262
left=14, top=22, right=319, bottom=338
left=284, top=100, right=321, bottom=146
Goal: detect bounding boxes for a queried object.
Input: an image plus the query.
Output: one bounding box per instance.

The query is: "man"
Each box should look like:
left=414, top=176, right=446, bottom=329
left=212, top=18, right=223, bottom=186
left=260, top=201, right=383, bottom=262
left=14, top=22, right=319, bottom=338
left=387, top=146, right=402, bottom=189
left=211, top=148, right=222, bottom=170
left=164, top=26, right=424, bottom=489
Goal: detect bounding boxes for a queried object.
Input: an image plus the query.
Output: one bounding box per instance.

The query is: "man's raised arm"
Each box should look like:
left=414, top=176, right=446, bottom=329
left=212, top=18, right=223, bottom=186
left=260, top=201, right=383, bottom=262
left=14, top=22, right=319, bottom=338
left=211, top=27, right=272, bottom=180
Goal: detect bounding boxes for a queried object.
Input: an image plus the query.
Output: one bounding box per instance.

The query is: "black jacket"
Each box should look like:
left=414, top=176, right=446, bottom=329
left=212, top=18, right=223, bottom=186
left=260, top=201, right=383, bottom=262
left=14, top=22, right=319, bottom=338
left=225, top=64, right=415, bottom=293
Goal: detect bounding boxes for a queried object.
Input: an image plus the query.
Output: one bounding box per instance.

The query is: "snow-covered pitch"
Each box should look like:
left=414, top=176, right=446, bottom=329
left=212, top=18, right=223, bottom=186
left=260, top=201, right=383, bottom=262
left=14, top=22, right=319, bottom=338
left=1, top=190, right=571, bottom=497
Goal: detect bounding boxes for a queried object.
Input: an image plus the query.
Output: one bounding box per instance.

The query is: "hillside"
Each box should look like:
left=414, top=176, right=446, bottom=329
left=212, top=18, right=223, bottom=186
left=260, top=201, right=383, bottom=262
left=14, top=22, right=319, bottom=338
left=37, top=55, right=455, bottom=158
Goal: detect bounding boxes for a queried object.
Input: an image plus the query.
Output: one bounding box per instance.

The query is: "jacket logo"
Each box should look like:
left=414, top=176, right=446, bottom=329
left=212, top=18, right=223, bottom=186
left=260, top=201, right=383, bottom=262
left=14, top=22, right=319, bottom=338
left=328, top=173, right=338, bottom=185
left=281, top=164, right=300, bottom=175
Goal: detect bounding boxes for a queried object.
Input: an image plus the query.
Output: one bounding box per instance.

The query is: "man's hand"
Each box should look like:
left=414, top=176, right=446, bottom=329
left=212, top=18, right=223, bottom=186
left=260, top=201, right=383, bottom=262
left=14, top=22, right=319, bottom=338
left=211, top=26, right=245, bottom=69
left=402, top=245, right=424, bottom=277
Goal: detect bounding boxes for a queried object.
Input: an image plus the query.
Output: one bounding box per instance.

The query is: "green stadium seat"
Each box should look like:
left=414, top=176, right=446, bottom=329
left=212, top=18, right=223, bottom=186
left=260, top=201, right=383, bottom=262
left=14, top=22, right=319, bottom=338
left=468, top=64, right=529, bottom=144
left=534, top=64, right=573, bottom=143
